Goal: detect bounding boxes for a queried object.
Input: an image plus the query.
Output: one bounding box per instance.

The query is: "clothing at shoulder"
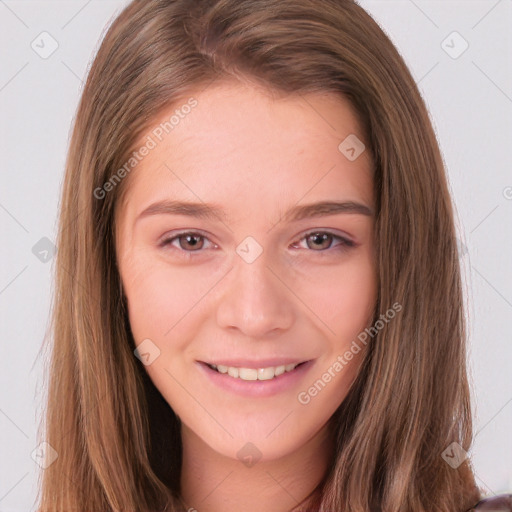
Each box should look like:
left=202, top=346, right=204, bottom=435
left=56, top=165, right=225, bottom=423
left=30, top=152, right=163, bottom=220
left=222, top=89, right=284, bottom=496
left=468, top=493, right=512, bottom=511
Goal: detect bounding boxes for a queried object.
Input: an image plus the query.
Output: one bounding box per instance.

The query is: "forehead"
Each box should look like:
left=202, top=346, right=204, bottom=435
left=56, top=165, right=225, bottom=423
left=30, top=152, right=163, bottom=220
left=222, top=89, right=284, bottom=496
left=116, top=81, right=373, bottom=227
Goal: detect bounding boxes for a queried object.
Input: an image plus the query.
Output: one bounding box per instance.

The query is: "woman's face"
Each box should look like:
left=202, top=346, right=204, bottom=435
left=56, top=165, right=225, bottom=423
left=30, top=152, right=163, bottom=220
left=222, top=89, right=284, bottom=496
left=115, top=81, right=376, bottom=463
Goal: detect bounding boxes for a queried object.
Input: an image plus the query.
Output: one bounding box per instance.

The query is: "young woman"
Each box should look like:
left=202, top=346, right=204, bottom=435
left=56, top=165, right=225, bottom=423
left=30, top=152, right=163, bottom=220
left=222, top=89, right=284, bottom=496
left=36, top=0, right=511, bottom=510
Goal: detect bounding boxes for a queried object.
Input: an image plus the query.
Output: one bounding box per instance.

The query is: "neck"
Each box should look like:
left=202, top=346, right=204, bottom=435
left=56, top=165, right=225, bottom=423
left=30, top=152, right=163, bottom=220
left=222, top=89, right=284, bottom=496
left=179, top=421, right=334, bottom=512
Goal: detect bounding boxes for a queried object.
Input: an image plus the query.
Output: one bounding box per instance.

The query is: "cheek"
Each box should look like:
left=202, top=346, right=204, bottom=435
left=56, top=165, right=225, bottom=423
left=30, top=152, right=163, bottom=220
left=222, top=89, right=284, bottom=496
left=120, top=252, right=221, bottom=347
left=336, top=264, right=376, bottom=332
left=298, top=251, right=377, bottom=340
left=120, top=253, right=182, bottom=342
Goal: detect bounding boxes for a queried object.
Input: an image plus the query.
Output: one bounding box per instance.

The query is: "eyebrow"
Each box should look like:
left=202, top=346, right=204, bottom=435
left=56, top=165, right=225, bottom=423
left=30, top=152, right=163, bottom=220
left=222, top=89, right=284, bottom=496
left=135, top=199, right=373, bottom=225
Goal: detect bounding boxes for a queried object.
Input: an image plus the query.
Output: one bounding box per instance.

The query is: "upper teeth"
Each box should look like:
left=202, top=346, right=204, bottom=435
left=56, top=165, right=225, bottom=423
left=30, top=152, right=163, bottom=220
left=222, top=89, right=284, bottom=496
left=209, top=363, right=300, bottom=381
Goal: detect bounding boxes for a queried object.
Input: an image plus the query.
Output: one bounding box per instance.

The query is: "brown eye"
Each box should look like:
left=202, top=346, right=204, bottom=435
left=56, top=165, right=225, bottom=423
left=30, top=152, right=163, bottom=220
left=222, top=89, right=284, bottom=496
left=305, top=232, right=334, bottom=250
left=160, top=231, right=212, bottom=252
left=174, top=233, right=204, bottom=251
left=178, top=235, right=204, bottom=250
left=292, top=230, right=356, bottom=253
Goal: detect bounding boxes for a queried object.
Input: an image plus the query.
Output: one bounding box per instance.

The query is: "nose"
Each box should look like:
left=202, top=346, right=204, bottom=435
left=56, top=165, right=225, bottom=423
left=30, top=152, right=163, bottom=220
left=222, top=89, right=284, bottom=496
left=215, top=248, right=295, bottom=339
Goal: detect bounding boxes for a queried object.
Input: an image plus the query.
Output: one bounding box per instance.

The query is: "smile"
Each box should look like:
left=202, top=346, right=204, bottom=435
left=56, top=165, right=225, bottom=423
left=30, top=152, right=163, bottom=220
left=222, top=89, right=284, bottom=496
left=206, top=362, right=306, bottom=381
left=198, top=360, right=314, bottom=397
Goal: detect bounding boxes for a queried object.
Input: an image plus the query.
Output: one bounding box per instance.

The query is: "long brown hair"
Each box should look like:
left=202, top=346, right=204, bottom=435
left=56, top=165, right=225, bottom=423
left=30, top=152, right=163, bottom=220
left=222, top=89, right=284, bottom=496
left=36, top=0, right=481, bottom=510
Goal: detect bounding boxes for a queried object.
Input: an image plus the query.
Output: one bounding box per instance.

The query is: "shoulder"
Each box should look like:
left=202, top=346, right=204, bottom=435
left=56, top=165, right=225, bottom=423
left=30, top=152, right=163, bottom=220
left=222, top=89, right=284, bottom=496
left=468, top=494, right=512, bottom=511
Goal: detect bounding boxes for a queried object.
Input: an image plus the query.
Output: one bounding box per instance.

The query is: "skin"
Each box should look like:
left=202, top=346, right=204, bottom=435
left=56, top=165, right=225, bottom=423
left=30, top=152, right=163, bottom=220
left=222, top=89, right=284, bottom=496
left=115, top=80, right=377, bottom=512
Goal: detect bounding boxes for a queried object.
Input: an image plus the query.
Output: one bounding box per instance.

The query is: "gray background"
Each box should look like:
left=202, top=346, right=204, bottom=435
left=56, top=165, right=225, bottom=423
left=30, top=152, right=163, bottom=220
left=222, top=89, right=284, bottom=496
left=0, top=1, right=511, bottom=510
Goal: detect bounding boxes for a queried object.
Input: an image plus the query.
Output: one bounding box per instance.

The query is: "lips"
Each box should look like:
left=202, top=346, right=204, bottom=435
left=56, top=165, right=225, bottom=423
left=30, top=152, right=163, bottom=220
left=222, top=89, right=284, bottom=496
left=209, top=362, right=307, bottom=381
left=197, top=359, right=315, bottom=397
left=201, top=358, right=309, bottom=369
left=198, top=358, right=311, bottom=382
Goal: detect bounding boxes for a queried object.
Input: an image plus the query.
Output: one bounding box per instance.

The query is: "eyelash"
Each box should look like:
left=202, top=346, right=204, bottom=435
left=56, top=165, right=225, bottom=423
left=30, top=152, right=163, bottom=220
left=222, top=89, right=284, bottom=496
left=159, top=230, right=356, bottom=258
